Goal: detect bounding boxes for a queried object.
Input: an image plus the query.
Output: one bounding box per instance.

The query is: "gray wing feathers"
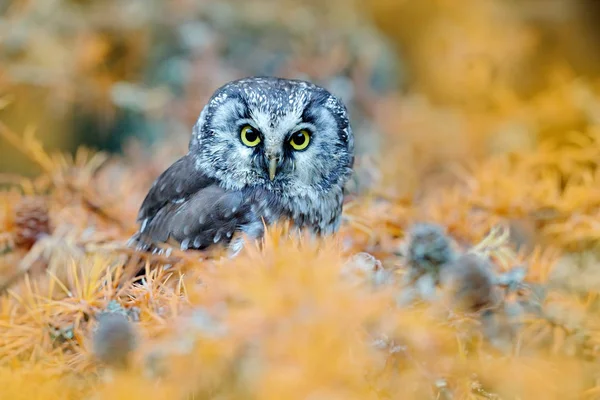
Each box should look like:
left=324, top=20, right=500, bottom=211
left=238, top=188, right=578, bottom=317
left=137, top=154, right=213, bottom=223
left=140, top=186, right=253, bottom=250
left=131, top=153, right=258, bottom=251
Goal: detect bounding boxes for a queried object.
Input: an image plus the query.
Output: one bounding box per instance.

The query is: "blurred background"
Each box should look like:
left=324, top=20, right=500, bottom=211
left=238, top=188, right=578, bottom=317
left=3, top=0, right=600, bottom=194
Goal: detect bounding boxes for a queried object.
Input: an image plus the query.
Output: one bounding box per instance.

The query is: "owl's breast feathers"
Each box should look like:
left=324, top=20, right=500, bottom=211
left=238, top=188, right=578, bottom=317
left=131, top=154, right=343, bottom=252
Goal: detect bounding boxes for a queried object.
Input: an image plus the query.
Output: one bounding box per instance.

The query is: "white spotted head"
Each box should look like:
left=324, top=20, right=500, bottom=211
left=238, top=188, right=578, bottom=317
left=190, top=77, right=354, bottom=197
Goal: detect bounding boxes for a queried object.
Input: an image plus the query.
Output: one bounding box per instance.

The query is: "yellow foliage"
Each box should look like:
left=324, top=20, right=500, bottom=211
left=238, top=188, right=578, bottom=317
left=4, top=0, right=600, bottom=399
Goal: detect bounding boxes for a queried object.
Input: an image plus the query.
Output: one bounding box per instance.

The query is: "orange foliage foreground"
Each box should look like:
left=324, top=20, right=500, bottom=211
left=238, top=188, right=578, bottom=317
left=3, top=77, right=600, bottom=399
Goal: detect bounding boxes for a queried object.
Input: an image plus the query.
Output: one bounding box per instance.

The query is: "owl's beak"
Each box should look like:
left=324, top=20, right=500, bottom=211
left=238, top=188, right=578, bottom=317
left=268, top=157, right=278, bottom=181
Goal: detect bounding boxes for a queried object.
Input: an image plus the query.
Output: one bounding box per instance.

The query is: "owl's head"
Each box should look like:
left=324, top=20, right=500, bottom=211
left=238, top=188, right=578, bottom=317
left=190, top=77, right=354, bottom=197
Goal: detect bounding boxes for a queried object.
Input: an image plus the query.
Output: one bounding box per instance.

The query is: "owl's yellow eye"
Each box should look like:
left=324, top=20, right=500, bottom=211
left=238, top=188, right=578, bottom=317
left=240, top=125, right=261, bottom=147
left=289, top=130, right=310, bottom=150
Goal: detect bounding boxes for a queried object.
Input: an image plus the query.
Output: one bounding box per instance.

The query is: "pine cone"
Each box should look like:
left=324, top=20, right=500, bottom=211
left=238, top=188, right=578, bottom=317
left=406, top=223, right=457, bottom=277
left=93, top=311, right=138, bottom=369
left=13, top=196, right=51, bottom=250
left=441, top=253, right=501, bottom=313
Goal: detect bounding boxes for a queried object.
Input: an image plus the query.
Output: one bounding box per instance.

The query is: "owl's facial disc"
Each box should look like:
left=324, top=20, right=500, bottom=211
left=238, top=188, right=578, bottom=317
left=192, top=77, right=354, bottom=196
left=264, top=129, right=309, bottom=181
left=239, top=123, right=316, bottom=183
left=238, top=124, right=289, bottom=182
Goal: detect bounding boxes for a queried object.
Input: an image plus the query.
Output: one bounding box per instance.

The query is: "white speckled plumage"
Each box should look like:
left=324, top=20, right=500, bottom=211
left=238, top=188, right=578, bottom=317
left=130, top=76, right=354, bottom=255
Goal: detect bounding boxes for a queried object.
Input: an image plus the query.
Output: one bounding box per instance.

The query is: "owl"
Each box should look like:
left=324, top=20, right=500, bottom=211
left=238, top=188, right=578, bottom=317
left=131, top=76, right=354, bottom=255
